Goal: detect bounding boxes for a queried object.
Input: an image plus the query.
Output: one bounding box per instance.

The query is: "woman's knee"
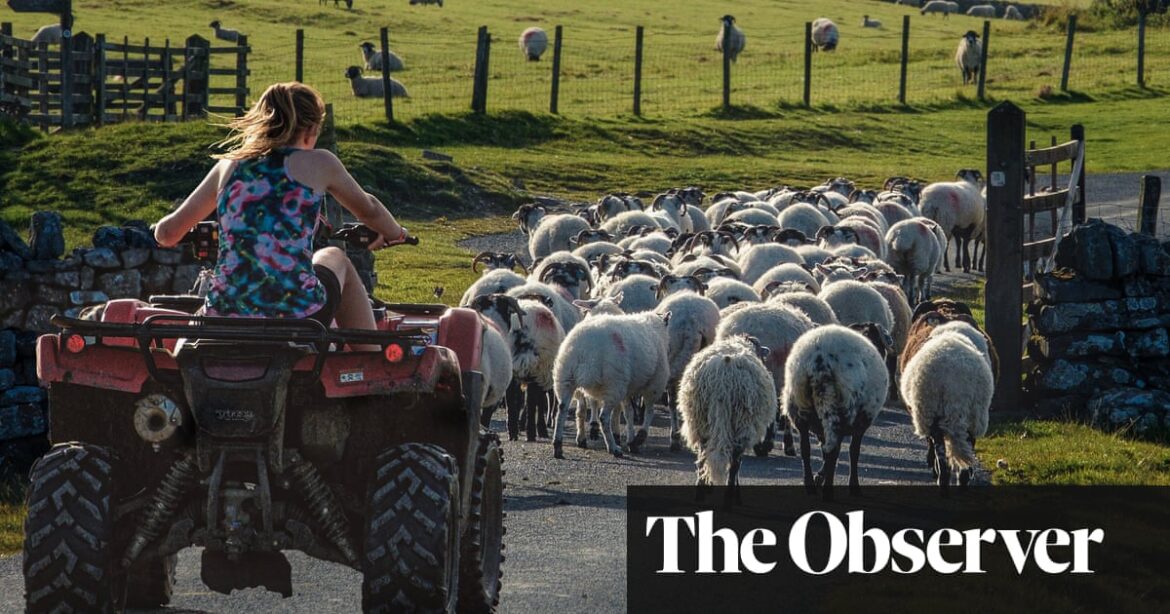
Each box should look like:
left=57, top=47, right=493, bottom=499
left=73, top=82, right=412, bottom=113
left=313, top=246, right=346, bottom=265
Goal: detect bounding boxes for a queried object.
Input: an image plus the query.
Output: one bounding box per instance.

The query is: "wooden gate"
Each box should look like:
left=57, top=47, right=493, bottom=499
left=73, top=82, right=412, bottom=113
left=984, top=101, right=1086, bottom=410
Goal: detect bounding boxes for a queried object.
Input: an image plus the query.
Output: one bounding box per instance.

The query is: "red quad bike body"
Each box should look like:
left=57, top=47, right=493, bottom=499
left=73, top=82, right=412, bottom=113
left=25, top=291, right=506, bottom=612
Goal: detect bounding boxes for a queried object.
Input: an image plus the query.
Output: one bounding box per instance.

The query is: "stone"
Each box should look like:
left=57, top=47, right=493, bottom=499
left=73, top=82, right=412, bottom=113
left=123, top=225, right=157, bottom=249
left=0, top=280, right=32, bottom=317
left=1031, top=331, right=1125, bottom=360
left=79, top=266, right=94, bottom=289
left=63, top=307, right=83, bottom=319
left=1133, top=232, right=1170, bottom=277
left=1128, top=328, right=1170, bottom=358
left=1030, top=296, right=1163, bottom=335
left=140, top=264, right=174, bottom=295
left=1120, top=277, right=1156, bottom=298
left=26, top=259, right=66, bottom=273
left=1, top=385, right=44, bottom=405
left=92, top=226, right=127, bottom=250
left=97, top=269, right=143, bottom=299
left=17, top=357, right=36, bottom=386
left=34, top=284, right=71, bottom=305
left=172, top=264, right=205, bottom=294
left=1055, top=219, right=1113, bottom=280
left=52, top=270, right=81, bottom=287
left=69, top=290, right=110, bottom=306
left=0, top=436, right=50, bottom=480
left=0, top=403, right=47, bottom=441
left=0, top=251, right=23, bottom=273
left=1088, top=387, right=1170, bottom=439
left=1034, top=358, right=1137, bottom=396
left=0, top=311, right=24, bottom=329
left=0, top=331, right=14, bottom=367
left=82, top=247, right=121, bottom=269
left=120, top=247, right=151, bottom=269
left=28, top=211, right=65, bottom=261
left=23, top=304, right=60, bottom=333
left=0, top=369, right=15, bottom=390
left=0, top=219, right=31, bottom=260
left=1032, top=268, right=1120, bottom=304
left=153, top=248, right=184, bottom=265
left=14, top=331, right=38, bottom=357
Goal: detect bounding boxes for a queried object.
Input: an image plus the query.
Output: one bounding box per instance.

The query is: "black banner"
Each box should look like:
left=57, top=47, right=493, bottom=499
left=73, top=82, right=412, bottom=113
left=628, top=486, right=1170, bottom=613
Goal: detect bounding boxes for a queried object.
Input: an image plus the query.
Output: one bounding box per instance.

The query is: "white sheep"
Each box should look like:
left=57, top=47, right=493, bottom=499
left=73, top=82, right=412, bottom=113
left=532, top=253, right=593, bottom=300
left=862, top=15, right=882, bottom=28
left=777, top=203, right=830, bottom=238
left=811, top=18, right=840, bottom=52
left=929, top=320, right=993, bottom=369
left=795, top=244, right=834, bottom=266
left=508, top=281, right=582, bottom=334
left=919, top=169, right=986, bottom=272
left=737, top=244, right=804, bottom=285
left=767, top=289, right=839, bottom=326
left=900, top=331, right=992, bottom=496
left=717, top=303, right=816, bottom=457
left=679, top=335, right=776, bottom=501
left=519, top=27, right=549, bottom=61
left=31, top=24, right=62, bottom=45
left=657, top=290, right=722, bottom=451
left=715, top=14, right=746, bottom=62
left=783, top=323, right=891, bottom=500
left=552, top=311, right=671, bottom=457
left=650, top=192, right=695, bottom=234
left=955, top=30, right=983, bottom=85
left=359, top=42, right=405, bottom=72
left=596, top=193, right=643, bottom=221
left=754, top=262, right=820, bottom=296
left=884, top=217, right=943, bottom=304
left=460, top=268, right=526, bottom=307
left=874, top=200, right=916, bottom=229
left=723, top=207, right=778, bottom=228
left=1004, top=5, right=1024, bottom=20
left=830, top=244, right=878, bottom=261
left=705, top=277, right=760, bottom=310
left=818, top=278, right=895, bottom=336
left=921, top=0, right=959, bottom=17
left=209, top=20, right=243, bottom=43
left=514, top=204, right=592, bottom=261
left=605, top=274, right=661, bottom=313
left=966, top=5, right=997, bottom=18
left=344, top=66, right=409, bottom=98
left=600, top=210, right=661, bottom=237
left=477, top=317, right=515, bottom=426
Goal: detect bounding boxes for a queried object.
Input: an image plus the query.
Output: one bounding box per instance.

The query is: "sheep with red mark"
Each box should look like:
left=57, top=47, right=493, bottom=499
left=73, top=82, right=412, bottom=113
left=919, top=170, right=986, bottom=273
left=552, top=310, right=672, bottom=458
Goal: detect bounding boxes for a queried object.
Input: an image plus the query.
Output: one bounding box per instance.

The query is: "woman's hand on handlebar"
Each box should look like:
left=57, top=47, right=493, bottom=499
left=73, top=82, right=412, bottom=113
left=369, top=227, right=414, bottom=250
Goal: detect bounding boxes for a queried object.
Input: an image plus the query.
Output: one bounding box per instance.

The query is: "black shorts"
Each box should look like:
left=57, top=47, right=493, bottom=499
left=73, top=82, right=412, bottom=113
left=307, top=265, right=342, bottom=327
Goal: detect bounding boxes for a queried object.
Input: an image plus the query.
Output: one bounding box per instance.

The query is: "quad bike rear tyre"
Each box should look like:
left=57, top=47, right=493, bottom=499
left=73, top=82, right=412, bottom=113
left=458, top=432, right=505, bottom=613
left=23, top=443, right=124, bottom=614
left=362, top=443, right=461, bottom=613
left=125, top=554, right=177, bottom=608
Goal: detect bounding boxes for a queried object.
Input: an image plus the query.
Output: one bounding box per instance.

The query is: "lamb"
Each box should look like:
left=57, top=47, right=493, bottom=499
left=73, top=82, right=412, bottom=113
left=921, top=0, right=959, bottom=17
left=460, top=268, right=526, bottom=306
left=705, top=277, right=760, bottom=309
left=955, top=31, right=983, bottom=85
left=966, top=5, right=997, bottom=18
left=552, top=311, right=672, bottom=458
left=657, top=290, right=722, bottom=451
left=811, top=18, right=840, bottom=52
left=209, top=21, right=243, bottom=43
left=783, top=323, right=891, bottom=501
left=344, top=66, right=409, bottom=98
left=718, top=303, right=816, bottom=458
left=31, top=24, right=62, bottom=45
left=513, top=204, right=592, bottom=260
left=519, top=27, right=549, bottom=61
left=900, top=331, right=993, bottom=496
left=737, top=244, right=804, bottom=285
left=817, top=278, right=895, bottom=337
left=884, top=217, right=943, bottom=304
left=359, top=42, right=405, bottom=72
left=715, top=15, right=746, bottom=62
left=679, top=335, right=777, bottom=503
left=862, top=15, right=882, bottom=28
left=1004, top=5, right=1024, bottom=20
left=919, top=169, right=986, bottom=272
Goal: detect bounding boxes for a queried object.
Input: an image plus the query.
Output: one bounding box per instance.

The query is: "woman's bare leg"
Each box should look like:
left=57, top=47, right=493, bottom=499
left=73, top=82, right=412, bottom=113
left=312, top=247, right=378, bottom=350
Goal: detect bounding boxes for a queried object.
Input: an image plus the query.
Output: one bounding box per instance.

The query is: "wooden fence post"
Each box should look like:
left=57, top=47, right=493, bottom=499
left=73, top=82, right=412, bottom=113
left=235, top=34, right=248, bottom=114
left=121, top=35, right=129, bottom=120
left=899, top=15, right=910, bottom=105
left=977, top=20, right=990, bottom=101
left=1071, top=124, right=1085, bottom=224
left=550, top=25, right=562, bottom=114
left=803, top=22, right=812, bottom=107
left=722, top=19, right=731, bottom=112
left=1137, top=176, right=1162, bottom=236
left=633, top=26, right=643, bottom=116
left=94, top=33, right=106, bottom=126
left=472, top=26, right=486, bottom=112
left=380, top=27, right=393, bottom=123
left=163, top=39, right=175, bottom=118
left=142, top=37, right=151, bottom=119
left=184, top=34, right=210, bottom=118
left=1060, top=14, right=1076, bottom=92
left=1137, top=9, right=1147, bottom=87
left=483, top=31, right=492, bottom=112
left=61, top=32, right=73, bottom=128
left=985, top=101, right=1026, bottom=411
left=295, top=29, right=304, bottom=82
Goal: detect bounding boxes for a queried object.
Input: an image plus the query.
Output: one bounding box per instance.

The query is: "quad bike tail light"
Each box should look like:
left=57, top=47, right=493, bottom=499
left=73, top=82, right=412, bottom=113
left=64, top=333, right=87, bottom=353
left=384, top=343, right=405, bottom=363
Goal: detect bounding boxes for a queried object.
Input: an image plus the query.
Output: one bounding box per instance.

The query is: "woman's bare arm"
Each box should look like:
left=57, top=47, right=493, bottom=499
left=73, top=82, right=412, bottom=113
left=317, top=151, right=405, bottom=243
left=154, top=160, right=226, bottom=247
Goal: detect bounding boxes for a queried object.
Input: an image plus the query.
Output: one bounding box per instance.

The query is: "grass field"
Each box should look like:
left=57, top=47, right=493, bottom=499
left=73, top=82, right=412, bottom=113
left=1, top=0, right=1167, bottom=123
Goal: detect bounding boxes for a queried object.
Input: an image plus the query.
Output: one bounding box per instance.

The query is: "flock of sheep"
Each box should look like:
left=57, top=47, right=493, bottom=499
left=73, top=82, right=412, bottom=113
left=459, top=174, right=996, bottom=499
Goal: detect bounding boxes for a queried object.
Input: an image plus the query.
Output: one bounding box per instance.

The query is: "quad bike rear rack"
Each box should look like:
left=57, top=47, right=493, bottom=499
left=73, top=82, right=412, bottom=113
left=49, top=313, right=434, bottom=382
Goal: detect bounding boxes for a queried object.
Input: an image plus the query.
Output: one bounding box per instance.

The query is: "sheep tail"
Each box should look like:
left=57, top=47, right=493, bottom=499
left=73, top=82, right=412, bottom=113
left=944, top=430, right=977, bottom=471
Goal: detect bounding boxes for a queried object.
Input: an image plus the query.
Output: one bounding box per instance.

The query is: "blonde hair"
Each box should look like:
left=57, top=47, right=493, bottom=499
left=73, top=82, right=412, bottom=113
left=214, top=82, right=325, bottom=160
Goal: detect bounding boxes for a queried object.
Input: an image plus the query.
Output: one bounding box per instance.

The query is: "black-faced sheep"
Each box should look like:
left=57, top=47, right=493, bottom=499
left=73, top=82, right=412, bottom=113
left=811, top=18, right=840, bottom=52
left=919, top=169, right=986, bottom=272
left=359, top=42, right=405, bottom=72
left=955, top=30, right=983, bottom=85
left=344, top=66, right=409, bottom=98
left=209, top=21, right=242, bottom=43
left=715, top=15, right=746, bottom=62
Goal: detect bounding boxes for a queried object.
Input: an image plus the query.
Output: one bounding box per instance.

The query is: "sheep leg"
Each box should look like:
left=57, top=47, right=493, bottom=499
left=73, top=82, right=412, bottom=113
left=725, top=446, right=745, bottom=509
left=536, top=387, right=551, bottom=439
left=599, top=401, right=624, bottom=458
left=819, top=440, right=841, bottom=503
left=630, top=396, right=653, bottom=454
left=926, top=442, right=938, bottom=478
left=797, top=419, right=816, bottom=495
left=524, top=385, right=540, bottom=442
left=552, top=398, right=571, bottom=460
left=542, top=389, right=556, bottom=438
left=505, top=380, right=524, bottom=441
left=575, top=398, right=589, bottom=448
left=959, top=435, right=975, bottom=488
left=480, top=398, right=500, bottom=429
left=781, top=415, right=796, bottom=456
left=931, top=426, right=950, bottom=498
left=848, top=415, right=872, bottom=497
left=667, top=388, right=682, bottom=452
left=942, top=236, right=952, bottom=272
left=753, top=421, right=775, bottom=458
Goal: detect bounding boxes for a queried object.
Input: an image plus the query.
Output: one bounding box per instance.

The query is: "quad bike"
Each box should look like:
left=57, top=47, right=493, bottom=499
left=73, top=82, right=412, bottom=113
left=25, top=222, right=505, bottom=613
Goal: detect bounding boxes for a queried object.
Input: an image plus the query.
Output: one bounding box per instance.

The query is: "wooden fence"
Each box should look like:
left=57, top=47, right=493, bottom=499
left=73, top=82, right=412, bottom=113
left=985, top=101, right=1086, bottom=410
left=0, top=24, right=250, bottom=129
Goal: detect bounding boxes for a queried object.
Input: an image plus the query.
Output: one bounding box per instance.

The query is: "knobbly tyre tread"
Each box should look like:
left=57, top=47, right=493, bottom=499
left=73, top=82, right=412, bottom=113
left=362, top=443, right=461, bottom=613
left=458, top=432, right=506, bottom=613
left=125, top=554, right=177, bottom=608
left=23, top=443, right=121, bottom=614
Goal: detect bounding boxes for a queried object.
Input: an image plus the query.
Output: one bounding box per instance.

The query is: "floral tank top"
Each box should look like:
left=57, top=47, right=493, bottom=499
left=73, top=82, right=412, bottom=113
left=204, top=148, right=327, bottom=318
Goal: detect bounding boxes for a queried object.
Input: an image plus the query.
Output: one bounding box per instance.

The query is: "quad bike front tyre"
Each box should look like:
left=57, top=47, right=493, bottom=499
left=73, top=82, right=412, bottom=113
left=458, top=432, right=505, bottom=613
left=362, top=443, right=461, bottom=614
left=23, top=443, right=124, bottom=614
left=125, top=553, right=177, bottom=608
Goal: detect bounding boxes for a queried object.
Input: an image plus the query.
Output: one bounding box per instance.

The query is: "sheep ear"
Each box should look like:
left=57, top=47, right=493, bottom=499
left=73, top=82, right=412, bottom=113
left=814, top=263, right=831, bottom=275
left=611, top=291, right=624, bottom=304
left=659, top=310, right=672, bottom=326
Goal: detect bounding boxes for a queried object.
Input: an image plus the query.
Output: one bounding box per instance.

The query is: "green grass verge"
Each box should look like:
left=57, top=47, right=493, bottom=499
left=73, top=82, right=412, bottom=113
left=0, top=480, right=25, bottom=556
left=980, top=418, right=1170, bottom=485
